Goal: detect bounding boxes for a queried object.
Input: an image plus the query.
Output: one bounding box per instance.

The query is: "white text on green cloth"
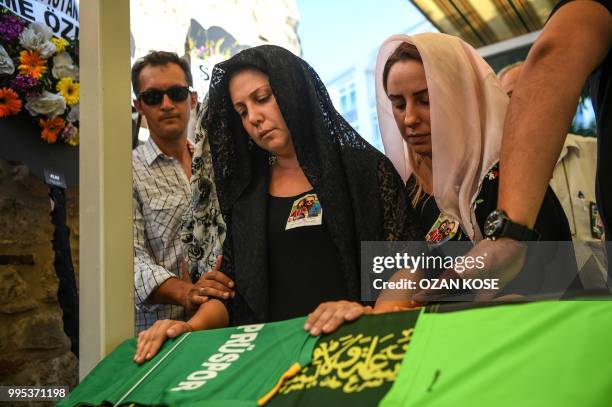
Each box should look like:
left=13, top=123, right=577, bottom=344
left=171, top=324, right=264, bottom=392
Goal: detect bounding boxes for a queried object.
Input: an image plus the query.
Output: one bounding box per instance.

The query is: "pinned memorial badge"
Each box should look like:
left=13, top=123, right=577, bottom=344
left=426, top=213, right=459, bottom=246
left=286, top=193, right=323, bottom=230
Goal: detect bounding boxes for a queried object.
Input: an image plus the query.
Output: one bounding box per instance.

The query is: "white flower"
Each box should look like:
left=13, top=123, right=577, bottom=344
left=25, top=91, right=66, bottom=117
left=67, top=103, right=79, bottom=122
left=52, top=51, right=79, bottom=80
left=19, top=23, right=56, bottom=59
left=0, top=44, right=15, bottom=75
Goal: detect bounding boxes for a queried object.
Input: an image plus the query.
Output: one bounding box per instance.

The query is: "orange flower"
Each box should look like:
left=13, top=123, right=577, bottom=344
left=18, top=50, right=47, bottom=79
left=38, top=117, right=66, bottom=143
left=0, top=88, right=22, bottom=118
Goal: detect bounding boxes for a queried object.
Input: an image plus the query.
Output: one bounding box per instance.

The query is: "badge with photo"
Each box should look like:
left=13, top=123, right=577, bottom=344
left=286, top=193, right=323, bottom=230
left=426, top=213, right=459, bottom=246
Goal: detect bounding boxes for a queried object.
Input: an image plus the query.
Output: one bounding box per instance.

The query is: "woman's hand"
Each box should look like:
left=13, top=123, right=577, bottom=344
left=304, top=301, right=372, bottom=336
left=134, top=319, right=192, bottom=364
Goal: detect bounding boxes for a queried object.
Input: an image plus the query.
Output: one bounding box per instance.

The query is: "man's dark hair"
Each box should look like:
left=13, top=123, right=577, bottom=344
left=131, top=50, right=193, bottom=95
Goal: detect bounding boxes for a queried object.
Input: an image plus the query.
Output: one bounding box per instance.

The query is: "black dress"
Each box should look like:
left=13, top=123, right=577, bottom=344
left=267, top=191, right=347, bottom=321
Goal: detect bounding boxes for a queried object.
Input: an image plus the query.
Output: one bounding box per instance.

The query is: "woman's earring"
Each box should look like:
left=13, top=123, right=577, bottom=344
left=268, top=154, right=277, bottom=166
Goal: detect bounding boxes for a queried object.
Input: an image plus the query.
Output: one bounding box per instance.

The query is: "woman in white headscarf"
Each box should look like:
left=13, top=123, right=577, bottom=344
left=374, top=33, right=576, bottom=301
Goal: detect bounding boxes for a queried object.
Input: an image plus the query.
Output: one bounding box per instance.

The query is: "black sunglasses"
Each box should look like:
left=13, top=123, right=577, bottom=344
left=138, top=86, right=191, bottom=106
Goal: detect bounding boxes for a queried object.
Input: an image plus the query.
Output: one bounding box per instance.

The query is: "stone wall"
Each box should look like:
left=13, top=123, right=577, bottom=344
left=0, top=160, right=79, bottom=405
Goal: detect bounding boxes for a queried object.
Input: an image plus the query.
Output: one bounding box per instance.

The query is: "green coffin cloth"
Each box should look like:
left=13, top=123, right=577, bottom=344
left=58, top=300, right=612, bottom=406
left=382, top=300, right=612, bottom=407
left=269, top=310, right=421, bottom=407
left=59, top=317, right=317, bottom=407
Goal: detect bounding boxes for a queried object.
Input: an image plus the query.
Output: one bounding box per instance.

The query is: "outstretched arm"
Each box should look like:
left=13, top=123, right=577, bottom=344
left=498, top=1, right=611, bottom=227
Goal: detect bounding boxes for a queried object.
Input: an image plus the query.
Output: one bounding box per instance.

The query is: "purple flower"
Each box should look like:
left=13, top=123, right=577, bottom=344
left=0, top=14, right=26, bottom=43
left=9, top=75, right=39, bottom=93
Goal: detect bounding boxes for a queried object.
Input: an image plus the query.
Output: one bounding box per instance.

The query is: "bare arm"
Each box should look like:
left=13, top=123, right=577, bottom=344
left=499, top=0, right=612, bottom=227
left=134, top=299, right=229, bottom=364
left=184, top=298, right=229, bottom=330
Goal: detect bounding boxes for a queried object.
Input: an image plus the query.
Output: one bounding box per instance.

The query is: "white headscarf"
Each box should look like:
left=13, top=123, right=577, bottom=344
left=375, top=33, right=508, bottom=241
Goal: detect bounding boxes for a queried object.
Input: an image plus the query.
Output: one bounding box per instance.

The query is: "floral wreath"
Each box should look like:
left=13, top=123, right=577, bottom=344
left=0, top=9, right=79, bottom=146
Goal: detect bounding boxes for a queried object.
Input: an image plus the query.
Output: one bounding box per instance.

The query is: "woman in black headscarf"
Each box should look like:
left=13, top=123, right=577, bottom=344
left=135, top=45, right=422, bottom=363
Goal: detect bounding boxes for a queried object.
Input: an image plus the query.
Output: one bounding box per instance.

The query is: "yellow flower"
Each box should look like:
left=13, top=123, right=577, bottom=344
left=18, top=50, right=47, bottom=79
left=56, top=77, right=79, bottom=106
left=51, top=37, right=69, bottom=53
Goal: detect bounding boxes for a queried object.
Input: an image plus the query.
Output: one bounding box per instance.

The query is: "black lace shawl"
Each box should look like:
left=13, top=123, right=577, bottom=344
left=203, top=45, right=423, bottom=324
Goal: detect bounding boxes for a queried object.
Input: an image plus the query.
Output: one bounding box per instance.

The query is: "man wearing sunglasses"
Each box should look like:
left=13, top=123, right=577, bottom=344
left=131, top=51, right=233, bottom=333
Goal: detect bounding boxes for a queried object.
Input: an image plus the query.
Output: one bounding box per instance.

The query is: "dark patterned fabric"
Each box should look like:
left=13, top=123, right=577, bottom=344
left=181, top=96, right=226, bottom=281
left=200, top=45, right=424, bottom=324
